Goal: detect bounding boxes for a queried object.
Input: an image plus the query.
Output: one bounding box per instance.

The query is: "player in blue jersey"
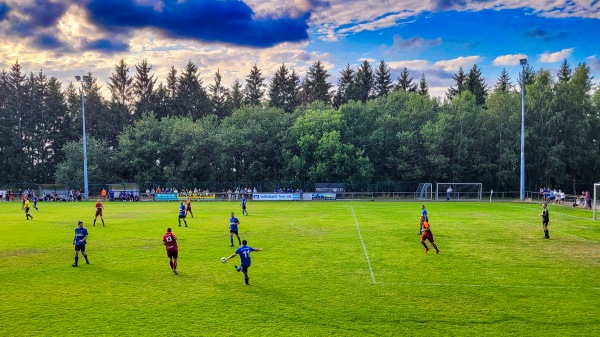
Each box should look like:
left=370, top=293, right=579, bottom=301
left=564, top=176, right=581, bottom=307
left=178, top=201, right=188, bottom=227
left=32, top=194, right=39, bottom=211
left=72, top=221, right=90, bottom=267
left=419, top=204, right=428, bottom=235
left=229, top=212, right=241, bottom=247
left=241, top=195, right=248, bottom=216
left=224, top=239, right=263, bottom=285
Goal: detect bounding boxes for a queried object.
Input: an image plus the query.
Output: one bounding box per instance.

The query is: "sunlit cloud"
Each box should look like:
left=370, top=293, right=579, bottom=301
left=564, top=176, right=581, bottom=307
left=539, top=48, right=573, bottom=63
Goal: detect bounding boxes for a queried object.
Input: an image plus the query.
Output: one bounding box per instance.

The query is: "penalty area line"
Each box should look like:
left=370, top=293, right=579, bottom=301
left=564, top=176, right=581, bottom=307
left=351, top=206, right=376, bottom=284
left=375, top=281, right=600, bottom=291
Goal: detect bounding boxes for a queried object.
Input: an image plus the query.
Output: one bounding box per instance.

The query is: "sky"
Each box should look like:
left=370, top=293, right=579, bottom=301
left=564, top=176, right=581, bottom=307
left=0, top=0, right=599, bottom=99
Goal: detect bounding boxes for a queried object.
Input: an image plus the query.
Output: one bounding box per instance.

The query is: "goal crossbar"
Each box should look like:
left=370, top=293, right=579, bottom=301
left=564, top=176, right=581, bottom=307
left=436, top=183, right=483, bottom=201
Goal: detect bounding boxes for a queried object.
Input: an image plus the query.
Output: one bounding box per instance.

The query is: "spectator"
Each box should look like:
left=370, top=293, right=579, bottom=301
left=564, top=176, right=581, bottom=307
left=585, top=191, right=592, bottom=209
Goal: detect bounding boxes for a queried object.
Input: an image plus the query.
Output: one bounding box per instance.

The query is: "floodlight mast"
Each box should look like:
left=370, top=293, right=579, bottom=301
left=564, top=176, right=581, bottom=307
left=75, top=75, right=90, bottom=201
left=519, top=58, right=527, bottom=201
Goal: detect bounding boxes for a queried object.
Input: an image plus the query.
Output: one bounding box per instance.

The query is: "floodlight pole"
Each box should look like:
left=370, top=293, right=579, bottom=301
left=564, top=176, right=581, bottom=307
left=76, top=75, right=89, bottom=201
left=519, top=59, right=527, bottom=201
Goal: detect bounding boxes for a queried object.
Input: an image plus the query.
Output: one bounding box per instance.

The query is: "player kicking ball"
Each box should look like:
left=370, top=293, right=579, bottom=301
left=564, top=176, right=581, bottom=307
left=223, top=239, right=262, bottom=285
left=420, top=216, right=440, bottom=254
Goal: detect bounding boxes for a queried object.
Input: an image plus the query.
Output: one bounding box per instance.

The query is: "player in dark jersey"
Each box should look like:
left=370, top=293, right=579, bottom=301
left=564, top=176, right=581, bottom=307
left=539, top=203, right=550, bottom=239
left=229, top=212, right=241, bottom=247
left=32, top=194, right=39, bottom=211
left=224, top=239, right=263, bottom=285
left=162, top=228, right=179, bottom=275
left=186, top=197, right=194, bottom=218
left=93, top=199, right=105, bottom=226
left=419, top=204, right=428, bottom=235
left=72, top=221, right=90, bottom=266
left=178, top=201, right=188, bottom=227
left=241, top=195, right=248, bottom=216
left=420, top=216, right=440, bottom=254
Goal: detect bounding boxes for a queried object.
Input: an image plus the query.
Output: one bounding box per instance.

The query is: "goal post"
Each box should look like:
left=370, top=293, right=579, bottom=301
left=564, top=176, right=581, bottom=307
left=416, top=183, right=433, bottom=200
left=594, top=183, right=600, bottom=221
left=436, top=183, right=483, bottom=201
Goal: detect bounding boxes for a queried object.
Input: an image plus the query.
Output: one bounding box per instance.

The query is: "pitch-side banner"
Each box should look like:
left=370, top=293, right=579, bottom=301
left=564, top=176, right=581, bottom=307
left=253, top=193, right=301, bottom=201
left=304, top=193, right=336, bottom=201
left=177, top=193, right=216, bottom=201
left=154, top=193, right=178, bottom=201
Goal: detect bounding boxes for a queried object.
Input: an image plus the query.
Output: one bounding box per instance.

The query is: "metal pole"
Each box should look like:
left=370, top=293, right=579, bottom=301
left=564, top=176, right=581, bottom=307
left=520, top=66, right=526, bottom=201
left=81, top=84, right=89, bottom=201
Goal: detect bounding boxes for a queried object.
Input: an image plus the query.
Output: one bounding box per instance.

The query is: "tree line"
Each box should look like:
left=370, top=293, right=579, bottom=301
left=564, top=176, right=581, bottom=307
left=0, top=58, right=598, bottom=192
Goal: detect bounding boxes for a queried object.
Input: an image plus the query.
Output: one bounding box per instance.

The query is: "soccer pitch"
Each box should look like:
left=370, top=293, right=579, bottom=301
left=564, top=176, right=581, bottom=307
left=1, top=200, right=599, bottom=336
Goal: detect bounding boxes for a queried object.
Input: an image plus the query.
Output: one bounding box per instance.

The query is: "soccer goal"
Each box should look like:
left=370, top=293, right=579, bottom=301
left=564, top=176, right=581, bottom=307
left=436, top=183, right=483, bottom=201
left=594, top=183, right=600, bottom=220
left=416, top=183, right=433, bottom=200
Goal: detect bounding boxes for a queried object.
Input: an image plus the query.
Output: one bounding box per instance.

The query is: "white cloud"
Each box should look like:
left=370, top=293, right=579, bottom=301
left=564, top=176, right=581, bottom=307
left=493, top=53, right=528, bottom=66
left=388, top=60, right=430, bottom=70
left=539, top=48, right=573, bottom=63
left=433, top=56, right=482, bottom=71
left=358, top=57, right=376, bottom=63
left=587, top=55, right=600, bottom=72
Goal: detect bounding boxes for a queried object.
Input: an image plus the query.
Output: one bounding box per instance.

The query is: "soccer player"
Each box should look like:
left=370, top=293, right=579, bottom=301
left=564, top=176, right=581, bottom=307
left=101, top=188, right=107, bottom=202
left=72, top=221, right=90, bottom=267
left=32, top=194, right=39, bottom=211
left=186, top=196, right=194, bottom=218
left=241, top=195, right=248, bottom=216
left=419, top=204, right=428, bottom=235
left=178, top=201, right=188, bottom=227
left=539, top=203, right=550, bottom=239
left=229, top=212, right=241, bottom=247
left=93, top=199, right=105, bottom=226
left=162, top=228, right=179, bottom=275
left=420, top=216, right=440, bottom=254
left=21, top=192, right=27, bottom=210
left=24, top=198, right=33, bottom=220
left=224, top=239, right=263, bottom=286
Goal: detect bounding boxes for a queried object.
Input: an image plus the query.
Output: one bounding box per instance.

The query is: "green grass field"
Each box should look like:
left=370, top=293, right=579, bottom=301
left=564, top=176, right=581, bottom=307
left=1, top=200, right=599, bottom=336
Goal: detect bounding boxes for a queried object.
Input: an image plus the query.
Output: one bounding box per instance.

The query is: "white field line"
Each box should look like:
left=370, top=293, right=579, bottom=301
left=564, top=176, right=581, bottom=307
left=351, top=206, right=376, bottom=284
left=375, top=281, right=600, bottom=291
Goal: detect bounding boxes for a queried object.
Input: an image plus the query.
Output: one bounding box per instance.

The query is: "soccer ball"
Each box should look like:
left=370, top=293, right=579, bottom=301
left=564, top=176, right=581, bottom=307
left=220, top=257, right=227, bottom=264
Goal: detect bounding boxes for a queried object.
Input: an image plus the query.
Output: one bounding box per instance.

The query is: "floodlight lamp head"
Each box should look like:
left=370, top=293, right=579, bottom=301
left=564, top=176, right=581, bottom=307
left=519, top=58, right=528, bottom=66
left=83, top=76, right=91, bottom=81
left=75, top=75, right=81, bottom=81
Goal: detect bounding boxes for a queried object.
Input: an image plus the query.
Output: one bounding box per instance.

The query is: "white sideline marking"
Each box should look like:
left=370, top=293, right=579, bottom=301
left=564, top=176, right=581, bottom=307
left=375, top=281, right=600, bottom=291
left=351, top=207, right=376, bottom=284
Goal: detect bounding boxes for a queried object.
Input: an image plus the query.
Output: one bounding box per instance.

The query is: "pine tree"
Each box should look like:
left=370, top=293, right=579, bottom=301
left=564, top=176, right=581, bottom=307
left=374, top=60, right=393, bottom=97
left=284, top=69, right=301, bottom=113
left=177, top=60, right=209, bottom=119
left=557, top=59, right=572, bottom=82
left=208, top=69, right=230, bottom=118
left=228, top=80, right=244, bottom=111
left=107, top=59, right=134, bottom=135
left=395, top=68, right=417, bottom=92
left=495, top=68, right=512, bottom=92
left=465, top=64, right=488, bottom=105
left=446, top=66, right=466, bottom=100
left=417, top=73, right=429, bottom=96
left=166, top=66, right=177, bottom=99
left=300, top=60, right=332, bottom=104
left=333, top=64, right=355, bottom=108
left=150, top=83, right=171, bottom=119
left=7, top=61, right=28, bottom=181
left=133, top=59, right=156, bottom=118
left=244, top=64, right=265, bottom=106
left=352, top=60, right=375, bottom=103
left=268, top=63, right=289, bottom=110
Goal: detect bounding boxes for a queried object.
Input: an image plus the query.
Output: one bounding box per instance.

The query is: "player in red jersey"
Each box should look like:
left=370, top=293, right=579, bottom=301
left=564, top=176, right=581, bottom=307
left=93, top=199, right=105, bottom=226
left=420, top=216, right=440, bottom=254
left=186, top=196, right=194, bottom=218
left=162, top=228, right=179, bottom=275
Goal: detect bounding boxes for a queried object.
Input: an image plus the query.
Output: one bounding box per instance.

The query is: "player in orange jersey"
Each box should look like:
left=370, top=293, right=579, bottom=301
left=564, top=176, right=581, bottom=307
left=93, top=199, right=105, bottom=226
left=420, top=216, right=439, bottom=254
left=186, top=196, right=194, bottom=218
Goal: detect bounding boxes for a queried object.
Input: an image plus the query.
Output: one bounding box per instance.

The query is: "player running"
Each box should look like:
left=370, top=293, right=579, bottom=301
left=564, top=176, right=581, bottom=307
left=539, top=203, right=550, bottom=239
left=241, top=195, right=248, bottom=216
left=229, top=212, right=241, bottom=247
left=93, top=199, right=105, bottom=226
left=32, top=194, right=39, bottom=211
left=420, top=216, right=440, bottom=254
left=162, top=228, right=179, bottom=275
left=419, top=204, right=428, bottom=235
left=186, top=196, right=194, bottom=218
left=72, top=221, right=90, bottom=267
left=224, top=239, right=263, bottom=286
left=24, top=198, right=33, bottom=220
left=178, top=201, right=188, bottom=227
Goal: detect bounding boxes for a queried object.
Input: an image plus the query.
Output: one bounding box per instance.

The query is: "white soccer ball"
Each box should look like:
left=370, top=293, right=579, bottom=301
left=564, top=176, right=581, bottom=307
left=220, top=257, right=227, bottom=264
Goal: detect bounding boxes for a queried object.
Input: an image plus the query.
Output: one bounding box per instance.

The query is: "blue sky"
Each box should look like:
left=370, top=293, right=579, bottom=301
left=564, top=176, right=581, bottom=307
left=0, top=0, right=598, bottom=98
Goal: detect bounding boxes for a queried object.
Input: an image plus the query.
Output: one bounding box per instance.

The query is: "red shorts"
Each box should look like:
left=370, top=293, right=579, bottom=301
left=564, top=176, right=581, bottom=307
left=186, top=206, right=192, bottom=212
left=421, top=231, right=434, bottom=242
left=95, top=209, right=103, bottom=217
left=166, top=249, right=178, bottom=258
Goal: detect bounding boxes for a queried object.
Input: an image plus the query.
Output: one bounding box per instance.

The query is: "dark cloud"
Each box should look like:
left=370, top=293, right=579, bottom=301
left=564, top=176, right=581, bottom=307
left=84, top=39, right=129, bottom=53
left=526, top=28, right=567, bottom=41
left=430, top=0, right=467, bottom=11
left=85, top=0, right=311, bottom=48
left=392, top=35, right=442, bottom=49
left=32, top=33, right=64, bottom=49
left=0, top=2, right=10, bottom=21
left=9, top=0, right=68, bottom=36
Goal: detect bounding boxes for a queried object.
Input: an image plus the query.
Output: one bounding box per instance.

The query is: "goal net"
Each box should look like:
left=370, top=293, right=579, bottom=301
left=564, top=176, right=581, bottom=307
left=416, top=183, right=433, bottom=200
left=594, top=183, right=600, bottom=220
left=436, top=183, right=483, bottom=201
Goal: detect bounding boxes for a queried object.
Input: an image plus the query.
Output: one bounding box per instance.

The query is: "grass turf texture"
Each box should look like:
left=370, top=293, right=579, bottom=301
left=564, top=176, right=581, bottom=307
left=1, top=201, right=599, bottom=336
